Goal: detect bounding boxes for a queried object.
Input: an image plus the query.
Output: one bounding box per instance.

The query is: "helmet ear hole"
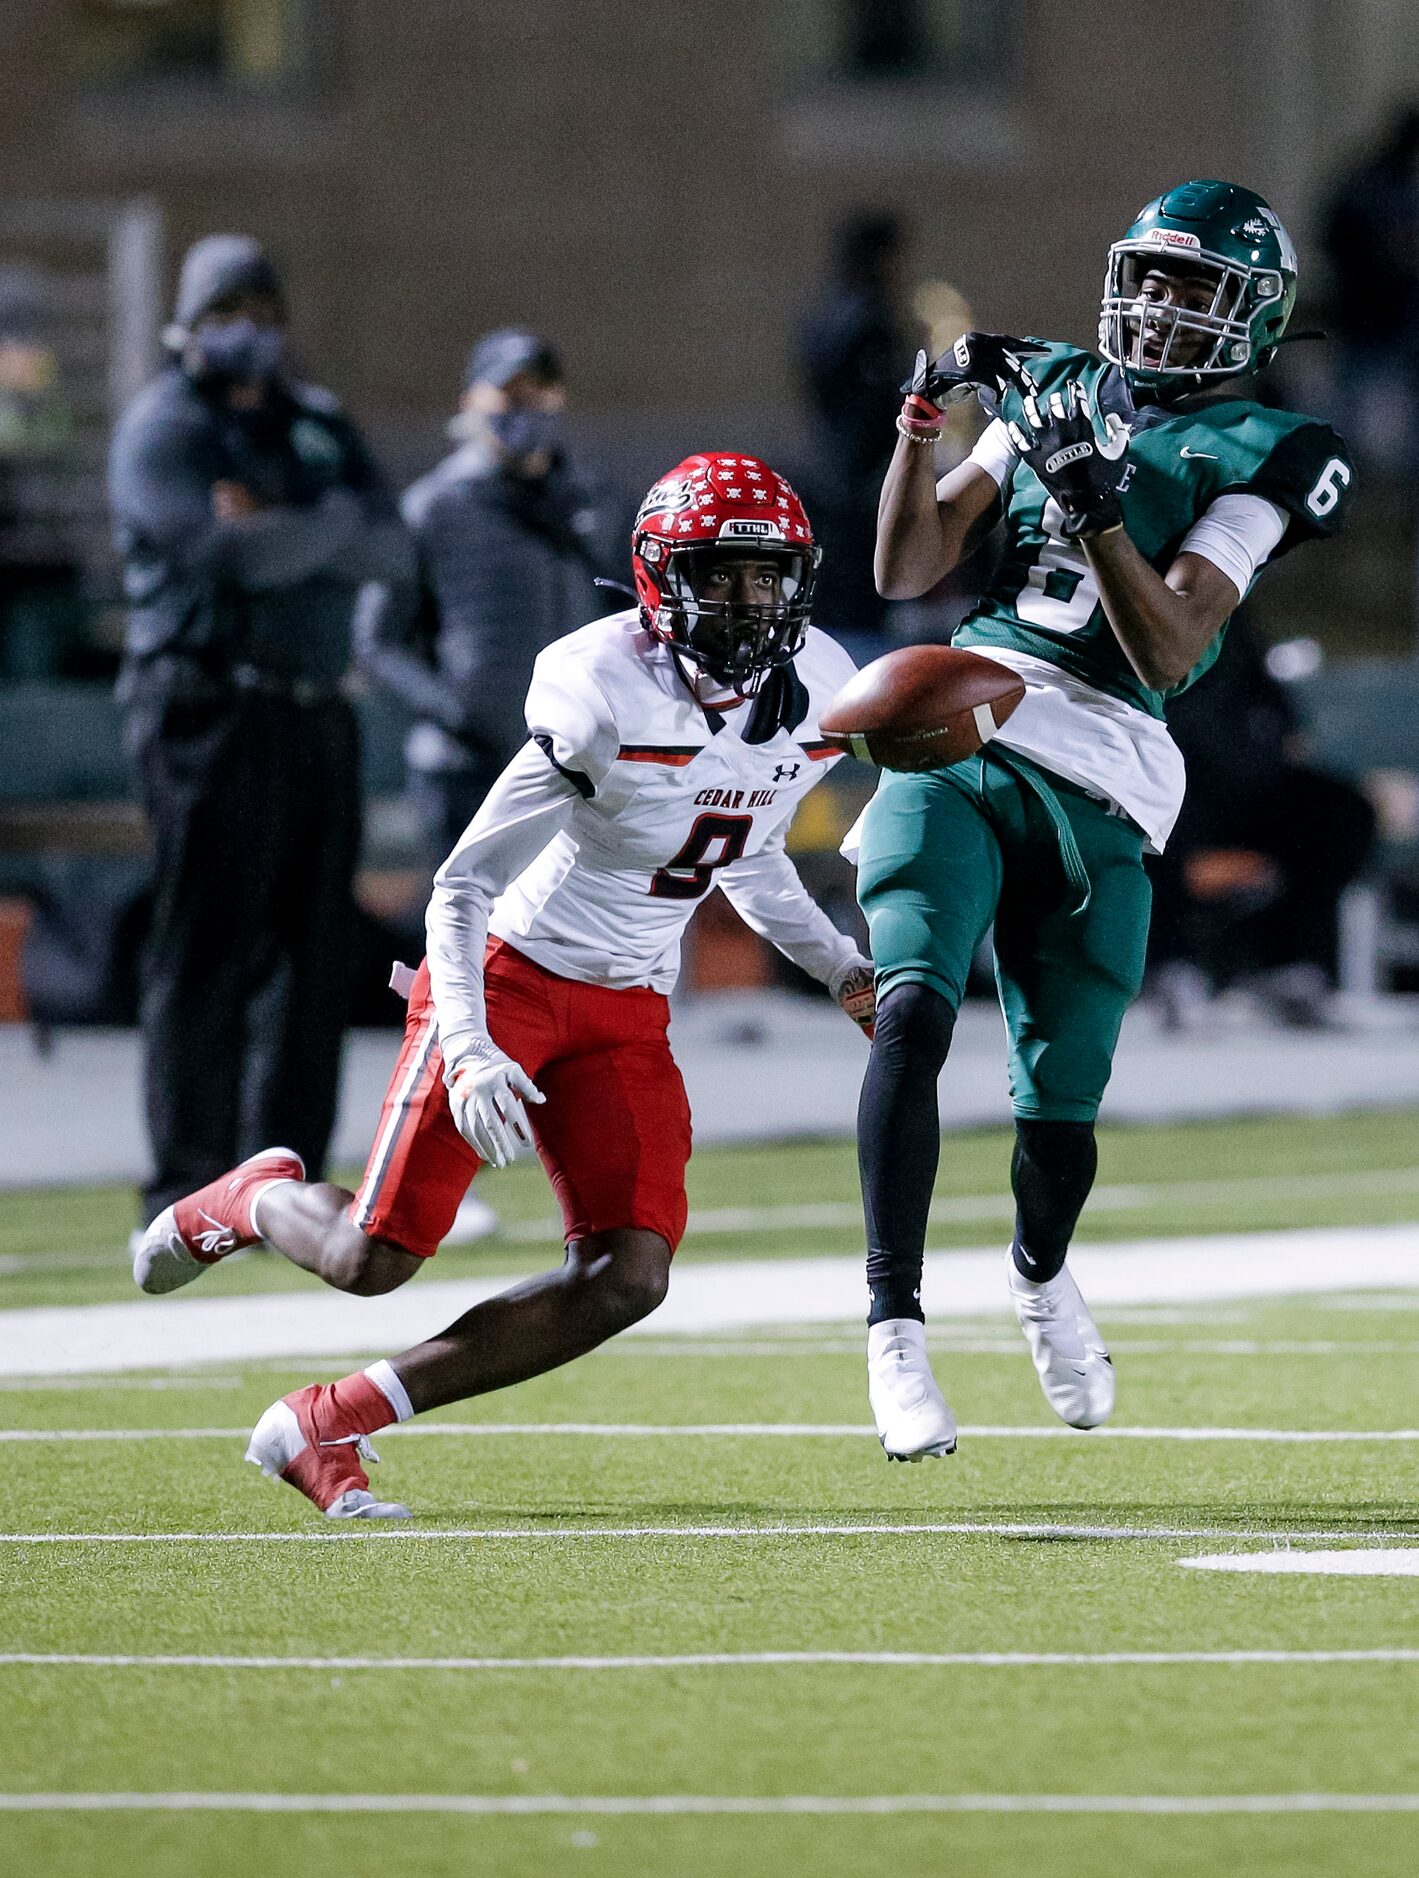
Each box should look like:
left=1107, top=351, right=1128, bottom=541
left=632, top=563, right=660, bottom=613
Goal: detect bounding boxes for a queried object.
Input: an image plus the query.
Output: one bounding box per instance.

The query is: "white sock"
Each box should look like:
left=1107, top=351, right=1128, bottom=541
left=364, top=1359, right=414, bottom=1423
left=248, top=1177, right=299, bottom=1241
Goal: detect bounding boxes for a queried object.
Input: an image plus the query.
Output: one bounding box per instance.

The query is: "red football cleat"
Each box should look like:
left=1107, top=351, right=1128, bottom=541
left=246, top=1381, right=410, bottom=1521
left=132, top=1146, right=304, bottom=1295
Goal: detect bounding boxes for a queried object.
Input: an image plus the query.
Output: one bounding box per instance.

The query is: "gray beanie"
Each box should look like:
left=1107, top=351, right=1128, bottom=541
left=173, top=234, right=285, bottom=330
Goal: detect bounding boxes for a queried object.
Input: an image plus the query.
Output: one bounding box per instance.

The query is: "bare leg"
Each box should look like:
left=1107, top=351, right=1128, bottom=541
left=244, top=1225, right=673, bottom=1519
left=390, top=1227, right=671, bottom=1412
left=256, top=1179, right=424, bottom=1296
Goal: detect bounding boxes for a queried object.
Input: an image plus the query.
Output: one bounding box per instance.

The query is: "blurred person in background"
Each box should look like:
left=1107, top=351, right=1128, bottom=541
left=355, top=329, right=611, bottom=1243
left=110, top=233, right=412, bottom=1234
left=1321, top=106, right=1419, bottom=473
left=357, top=329, right=611, bottom=867
left=1149, top=616, right=1376, bottom=1028
left=798, top=212, right=923, bottom=645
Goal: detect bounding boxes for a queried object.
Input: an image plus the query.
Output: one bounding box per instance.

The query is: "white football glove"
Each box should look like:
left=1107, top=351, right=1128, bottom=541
left=445, top=1038, right=546, bottom=1168
left=830, top=955, right=877, bottom=1036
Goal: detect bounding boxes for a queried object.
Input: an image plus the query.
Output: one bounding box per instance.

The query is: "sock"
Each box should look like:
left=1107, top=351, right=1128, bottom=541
left=1010, top=1118, right=1097, bottom=1284
left=318, top=1368, right=403, bottom=1439
left=364, top=1359, right=414, bottom=1423
left=247, top=1177, right=299, bottom=1241
left=859, top=983, right=956, bottom=1326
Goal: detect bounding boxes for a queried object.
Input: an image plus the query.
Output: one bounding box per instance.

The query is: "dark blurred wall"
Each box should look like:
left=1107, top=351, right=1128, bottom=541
left=0, top=2, right=1414, bottom=447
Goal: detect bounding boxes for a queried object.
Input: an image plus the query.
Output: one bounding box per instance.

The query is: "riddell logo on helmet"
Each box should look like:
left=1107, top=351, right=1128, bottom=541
left=1145, top=228, right=1203, bottom=250
left=636, top=477, right=696, bottom=521
left=718, top=518, right=784, bottom=540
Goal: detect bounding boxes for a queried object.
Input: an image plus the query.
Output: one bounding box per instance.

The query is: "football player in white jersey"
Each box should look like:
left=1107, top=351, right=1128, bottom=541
left=134, top=452, right=873, bottom=1519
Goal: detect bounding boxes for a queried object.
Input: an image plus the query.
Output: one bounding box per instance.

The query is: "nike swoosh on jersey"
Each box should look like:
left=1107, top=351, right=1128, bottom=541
left=1179, top=446, right=1217, bottom=459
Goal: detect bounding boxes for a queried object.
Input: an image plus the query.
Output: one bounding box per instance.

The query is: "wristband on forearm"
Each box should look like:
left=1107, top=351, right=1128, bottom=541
left=896, top=391, right=945, bottom=445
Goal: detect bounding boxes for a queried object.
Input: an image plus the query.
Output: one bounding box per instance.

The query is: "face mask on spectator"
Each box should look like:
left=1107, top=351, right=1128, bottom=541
left=191, top=319, right=287, bottom=385
left=488, top=407, right=562, bottom=461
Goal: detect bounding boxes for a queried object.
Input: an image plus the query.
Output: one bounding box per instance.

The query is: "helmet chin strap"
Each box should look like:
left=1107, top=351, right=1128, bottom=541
left=666, top=641, right=749, bottom=711
left=1145, top=364, right=1253, bottom=406
left=657, top=595, right=775, bottom=708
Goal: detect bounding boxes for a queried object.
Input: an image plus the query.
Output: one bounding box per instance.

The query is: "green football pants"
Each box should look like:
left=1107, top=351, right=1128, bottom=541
left=855, top=750, right=1152, bottom=1123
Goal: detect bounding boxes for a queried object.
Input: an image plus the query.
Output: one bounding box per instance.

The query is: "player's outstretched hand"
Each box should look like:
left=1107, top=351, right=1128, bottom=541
left=902, top=333, right=1050, bottom=408
left=1004, top=374, right=1129, bottom=541
left=831, top=956, right=877, bottom=1038
left=446, top=1040, right=546, bottom=1168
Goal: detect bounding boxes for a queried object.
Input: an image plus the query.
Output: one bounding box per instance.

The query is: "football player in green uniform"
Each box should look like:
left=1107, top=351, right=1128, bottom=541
left=857, top=180, right=1355, bottom=1459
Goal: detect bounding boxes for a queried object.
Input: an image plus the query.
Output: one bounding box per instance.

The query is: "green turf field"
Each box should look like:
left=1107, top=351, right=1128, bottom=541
left=1, top=1114, right=1416, bottom=1875
left=6, top=1106, right=1419, bottom=1308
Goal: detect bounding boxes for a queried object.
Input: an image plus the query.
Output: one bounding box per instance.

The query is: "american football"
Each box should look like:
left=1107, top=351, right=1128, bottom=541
left=820, top=644, right=1026, bottom=771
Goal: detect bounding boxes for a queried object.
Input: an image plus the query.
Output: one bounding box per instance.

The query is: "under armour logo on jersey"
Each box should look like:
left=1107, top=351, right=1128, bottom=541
left=773, top=762, right=801, bottom=782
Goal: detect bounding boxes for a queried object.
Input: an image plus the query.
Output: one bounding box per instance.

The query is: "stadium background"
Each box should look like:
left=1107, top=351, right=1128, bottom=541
left=1, top=8, right=1418, bottom=1877
left=3, top=0, right=1419, bottom=1023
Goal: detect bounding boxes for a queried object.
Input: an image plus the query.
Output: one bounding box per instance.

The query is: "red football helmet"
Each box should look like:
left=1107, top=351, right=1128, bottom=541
left=631, top=453, right=820, bottom=697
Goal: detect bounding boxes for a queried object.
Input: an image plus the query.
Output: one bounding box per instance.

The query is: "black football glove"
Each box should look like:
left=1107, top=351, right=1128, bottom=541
left=1003, top=372, right=1130, bottom=540
left=902, top=331, right=1050, bottom=409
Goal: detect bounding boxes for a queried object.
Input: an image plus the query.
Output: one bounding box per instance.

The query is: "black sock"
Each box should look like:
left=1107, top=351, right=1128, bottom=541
left=859, top=983, right=956, bottom=1325
left=1010, top=1118, right=1097, bottom=1283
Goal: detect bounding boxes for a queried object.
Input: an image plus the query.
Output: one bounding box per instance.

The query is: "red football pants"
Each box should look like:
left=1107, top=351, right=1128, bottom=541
left=352, top=940, right=691, bottom=1259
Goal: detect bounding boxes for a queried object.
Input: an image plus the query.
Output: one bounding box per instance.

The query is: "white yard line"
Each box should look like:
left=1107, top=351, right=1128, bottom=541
left=2, top=1520, right=1415, bottom=1547
left=1328, top=1291, right=1419, bottom=1310
left=4, top=1422, right=1418, bottom=1443
left=4, top=1224, right=1416, bottom=1377
left=0, top=1338, right=1411, bottom=1381
left=1, top=1649, right=1415, bottom=1671
left=0, top=1375, right=244, bottom=1392
left=1, top=1791, right=1416, bottom=1816
left=0, top=1253, right=124, bottom=1276
left=613, top=1339, right=1419, bottom=1357
left=1181, top=1549, right=1419, bottom=1577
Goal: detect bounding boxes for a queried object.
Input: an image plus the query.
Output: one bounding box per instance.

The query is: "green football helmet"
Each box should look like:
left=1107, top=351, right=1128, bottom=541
left=1098, top=179, right=1298, bottom=385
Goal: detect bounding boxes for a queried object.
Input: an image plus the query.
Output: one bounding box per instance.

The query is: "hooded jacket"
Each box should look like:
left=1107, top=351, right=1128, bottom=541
left=110, top=235, right=412, bottom=689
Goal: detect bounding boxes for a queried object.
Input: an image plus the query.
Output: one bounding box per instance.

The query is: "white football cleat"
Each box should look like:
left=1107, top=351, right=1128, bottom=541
left=132, top=1206, right=206, bottom=1295
left=867, top=1318, right=958, bottom=1460
left=1006, top=1252, right=1115, bottom=1429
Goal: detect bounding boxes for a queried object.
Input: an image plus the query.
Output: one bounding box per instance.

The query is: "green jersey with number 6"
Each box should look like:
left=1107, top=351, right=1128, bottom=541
left=954, top=339, right=1354, bottom=718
